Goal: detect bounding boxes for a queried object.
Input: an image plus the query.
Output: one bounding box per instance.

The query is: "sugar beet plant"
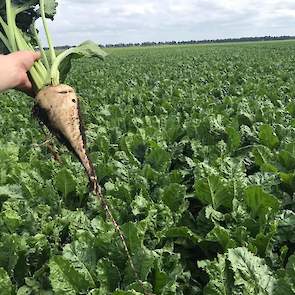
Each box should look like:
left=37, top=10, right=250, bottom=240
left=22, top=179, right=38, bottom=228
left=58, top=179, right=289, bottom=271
left=0, top=0, right=145, bottom=293
left=0, top=0, right=107, bottom=183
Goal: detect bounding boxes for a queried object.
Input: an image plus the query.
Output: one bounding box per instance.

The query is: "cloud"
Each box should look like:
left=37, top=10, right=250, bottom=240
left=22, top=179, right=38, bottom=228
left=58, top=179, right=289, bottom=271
left=37, top=0, right=295, bottom=46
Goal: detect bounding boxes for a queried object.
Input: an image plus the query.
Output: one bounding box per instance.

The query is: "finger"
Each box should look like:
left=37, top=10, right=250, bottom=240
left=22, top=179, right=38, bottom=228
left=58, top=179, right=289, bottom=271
left=16, top=78, right=34, bottom=97
left=21, top=51, right=41, bottom=70
left=32, top=51, right=41, bottom=61
left=10, top=51, right=41, bottom=70
left=19, top=76, right=32, bottom=92
left=23, top=78, right=32, bottom=91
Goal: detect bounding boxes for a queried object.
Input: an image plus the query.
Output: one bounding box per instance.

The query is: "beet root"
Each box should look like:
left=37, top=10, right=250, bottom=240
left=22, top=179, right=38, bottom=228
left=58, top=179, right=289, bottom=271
left=35, top=84, right=98, bottom=187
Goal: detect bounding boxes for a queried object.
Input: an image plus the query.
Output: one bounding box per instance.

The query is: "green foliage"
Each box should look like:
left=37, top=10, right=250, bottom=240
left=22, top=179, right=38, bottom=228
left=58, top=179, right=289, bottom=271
left=0, top=41, right=295, bottom=293
left=244, top=186, right=280, bottom=224
left=199, top=247, right=276, bottom=295
left=195, top=175, right=233, bottom=210
left=259, top=124, right=279, bottom=149
left=54, top=168, right=77, bottom=197
left=0, top=268, right=12, bottom=295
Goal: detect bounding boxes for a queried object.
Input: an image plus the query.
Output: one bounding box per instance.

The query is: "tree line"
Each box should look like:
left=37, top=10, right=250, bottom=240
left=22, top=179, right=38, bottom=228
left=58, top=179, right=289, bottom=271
left=102, top=35, right=295, bottom=48
left=41, top=35, right=295, bottom=51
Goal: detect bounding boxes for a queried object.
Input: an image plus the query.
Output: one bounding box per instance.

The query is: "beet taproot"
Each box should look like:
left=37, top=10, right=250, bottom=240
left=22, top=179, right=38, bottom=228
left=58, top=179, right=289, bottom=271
left=35, top=84, right=98, bottom=187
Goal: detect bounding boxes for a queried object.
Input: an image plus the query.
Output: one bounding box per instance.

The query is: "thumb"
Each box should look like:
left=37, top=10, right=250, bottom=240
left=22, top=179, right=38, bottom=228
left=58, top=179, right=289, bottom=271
left=22, top=51, right=41, bottom=70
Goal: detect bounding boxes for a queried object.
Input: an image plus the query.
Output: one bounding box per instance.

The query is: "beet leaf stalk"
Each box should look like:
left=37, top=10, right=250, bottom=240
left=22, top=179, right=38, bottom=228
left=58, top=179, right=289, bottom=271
left=0, top=1, right=151, bottom=293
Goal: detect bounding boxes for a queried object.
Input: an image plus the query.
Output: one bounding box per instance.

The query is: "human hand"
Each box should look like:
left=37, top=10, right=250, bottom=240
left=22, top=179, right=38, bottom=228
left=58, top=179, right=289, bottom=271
left=0, top=51, right=41, bottom=95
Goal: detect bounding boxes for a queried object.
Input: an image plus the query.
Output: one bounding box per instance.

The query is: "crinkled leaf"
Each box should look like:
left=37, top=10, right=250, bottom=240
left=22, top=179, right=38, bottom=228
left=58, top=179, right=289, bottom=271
left=49, top=255, right=93, bottom=295
left=152, top=249, right=185, bottom=294
left=273, top=255, right=295, bottom=294
left=0, top=267, right=12, bottom=295
left=259, top=124, right=279, bottom=149
left=54, top=168, right=77, bottom=197
left=205, top=205, right=226, bottom=222
left=36, top=0, right=58, bottom=20
left=252, top=146, right=277, bottom=172
left=2, top=207, right=22, bottom=231
left=200, top=247, right=277, bottom=295
left=275, top=210, right=295, bottom=244
left=165, top=226, right=201, bottom=243
left=162, top=183, right=186, bottom=212
left=195, top=175, right=233, bottom=210
left=278, top=142, right=295, bottom=171
left=0, top=185, right=22, bottom=199
left=17, top=285, right=33, bottom=295
left=226, top=126, right=241, bottom=150
left=153, top=268, right=171, bottom=295
left=62, top=242, right=96, bottom=288
left=245, top=186, right=280, bottom=222
left=206, top=226, right=236, bottom=251
left=145, top=146, right=171, bottom=172
left=121, top=222, right=142, bottom=253
left=198, top=254, right=233, bottom=295
left=122, top=222, right=155, bottom=283
left=119, top=133, right=146, bottom=165
left=96, top=258, right=120, bottom=293
left=280, top=172, right=295, bottom=193
left=126, top=281, right=153, bottom=294
left=227, top=247, right=275, bottom=294
left=0, top=234, right=26, bottom=274
left=131, top=195, right=150, bottom=216
left=285, top=255, right=295, bottom=290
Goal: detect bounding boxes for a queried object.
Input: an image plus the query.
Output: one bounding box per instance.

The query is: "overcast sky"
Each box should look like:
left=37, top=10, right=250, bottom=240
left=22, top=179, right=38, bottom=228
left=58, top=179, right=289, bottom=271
left=38, top=0, right=295, bottom=46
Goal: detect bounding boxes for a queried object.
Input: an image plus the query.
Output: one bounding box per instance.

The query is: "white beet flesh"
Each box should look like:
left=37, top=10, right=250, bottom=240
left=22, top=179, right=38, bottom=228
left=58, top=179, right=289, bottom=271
left=36, top=84, right=95, bottom=181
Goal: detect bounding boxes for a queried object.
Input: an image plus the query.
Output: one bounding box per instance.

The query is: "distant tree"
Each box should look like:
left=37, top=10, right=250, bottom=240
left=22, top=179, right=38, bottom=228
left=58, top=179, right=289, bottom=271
left=103, top=35, right=295, bottom=48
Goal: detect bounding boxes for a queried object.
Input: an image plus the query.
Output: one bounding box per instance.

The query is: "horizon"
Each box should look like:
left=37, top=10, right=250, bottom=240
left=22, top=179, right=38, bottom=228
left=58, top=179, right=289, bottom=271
left=50, top=35, right=295, bottom=48
left=38, top=0, right=295, bottom=47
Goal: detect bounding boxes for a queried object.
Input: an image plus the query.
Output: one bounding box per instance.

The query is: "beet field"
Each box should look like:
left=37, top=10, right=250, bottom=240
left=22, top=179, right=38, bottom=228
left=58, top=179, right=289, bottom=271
left=0, top=41, right=295, bottom=294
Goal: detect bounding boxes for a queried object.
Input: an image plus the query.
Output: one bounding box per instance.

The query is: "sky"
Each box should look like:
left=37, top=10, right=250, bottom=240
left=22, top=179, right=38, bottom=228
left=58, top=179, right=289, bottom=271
left=38, top=0, right=295, bottom=46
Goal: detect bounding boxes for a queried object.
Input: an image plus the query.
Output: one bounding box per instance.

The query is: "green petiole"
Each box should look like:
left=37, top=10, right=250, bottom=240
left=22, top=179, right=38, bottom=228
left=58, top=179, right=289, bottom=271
left=39, top=0, right=56, bottom=66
